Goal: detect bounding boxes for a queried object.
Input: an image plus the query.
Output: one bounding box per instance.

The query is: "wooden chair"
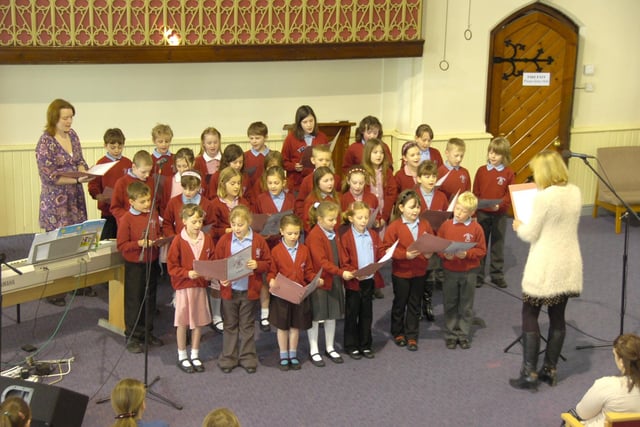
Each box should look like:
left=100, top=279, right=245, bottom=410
left=561, top=411, right=640, bottom=427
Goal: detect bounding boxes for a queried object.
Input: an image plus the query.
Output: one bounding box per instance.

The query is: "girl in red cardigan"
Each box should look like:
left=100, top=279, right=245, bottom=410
left=167, top=204, right=214, bottom=374
left=205, top=144, right=252, bottom=204
left=362, top=138, right=398, bottom=234
left=382, top=189, right=434, bottom=352
left=340, top=201, right=385, bottom=360
left=267, top=214, right=317, bottom=371
left=194, top=126, right=222, bottom=195
left=305, top=201, right=355, bottom=367
left=394, top=141, right=421, bottom=194
left=281, top=105, right=329, bottom=194
left=301, top=166, right=341, bottom=234
left=340, top=166, right=381, bottom=227
left=215, top=205, right=271, bottom=374
left=253, top=165, right=295, bottom=332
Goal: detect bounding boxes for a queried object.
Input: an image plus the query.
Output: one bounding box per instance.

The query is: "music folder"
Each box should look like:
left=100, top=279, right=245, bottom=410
left=270, top=269, right=323, bottom=304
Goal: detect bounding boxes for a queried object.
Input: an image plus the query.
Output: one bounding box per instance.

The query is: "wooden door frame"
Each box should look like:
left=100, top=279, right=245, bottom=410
left=485, top=3, right=579, bottom=152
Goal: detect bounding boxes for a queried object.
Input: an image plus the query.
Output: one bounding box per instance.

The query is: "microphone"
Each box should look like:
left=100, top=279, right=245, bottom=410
left=561, top=149, right=595, bottom=160
left=156, top=157, right=169, bottom=167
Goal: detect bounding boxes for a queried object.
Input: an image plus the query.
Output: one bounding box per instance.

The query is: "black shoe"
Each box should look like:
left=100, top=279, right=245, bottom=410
left=324, top=350, right=344, bottom=364
left=394, top=336, right=407, bottom=347
left=211, top=320, right=224, bottom=334
left=476, top=278, right=484, bottom=288
left=289, top=358, right=302, bottom=370
left=220, top=366, right=234, bottom=374
left=445, top=339, right=457, bottom=349
left=361, top=349, right=375, bottom=359
left=407, top=340, right=418, bottom=351
left=243, top=366, right=256, bottom=374
left=373, top=289, right=385, bottom=299
left=492, top=277, right=508, bottom=288
left=148, top=335, right=164, bottom=347
left=310, top=353, right=325, bottom=367
left=348, top=350, right=362, bottom=360
left=191, top=358, right=205, bottom=373
left=177, top=358, right=194, bottom=373
left=459, top=339, right=471, bottom=350
left=279, top=359, right=290, bottom=371
left=259, top=318, right=270, bottom=332
left=126, top=340, right=143, bottom=354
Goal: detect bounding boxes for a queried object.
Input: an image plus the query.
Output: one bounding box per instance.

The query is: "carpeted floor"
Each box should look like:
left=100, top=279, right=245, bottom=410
left=1, top=213, right=639, bottom=427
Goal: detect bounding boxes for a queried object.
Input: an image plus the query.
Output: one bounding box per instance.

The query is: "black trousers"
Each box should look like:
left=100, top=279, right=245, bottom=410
left=124, top=260, right=160, bottom=340
left=344, top=279, right=374, bottom=352
left=391, top=274, right=426, bottom=341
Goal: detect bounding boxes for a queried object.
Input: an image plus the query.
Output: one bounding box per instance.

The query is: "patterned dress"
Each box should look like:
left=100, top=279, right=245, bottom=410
left=36, top=129, right=88, bottom=231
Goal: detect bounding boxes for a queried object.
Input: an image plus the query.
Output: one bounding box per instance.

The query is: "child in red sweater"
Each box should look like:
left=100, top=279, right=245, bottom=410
left=116, top=181, right=164, bottom=353
left=88, top=128, right=131, bottom=239
left=395, top=141, right=421, bottom=193
left=437, top=138, right=471, bottom=202
left=414, top=124, right=443, bottom=167
left=167, top=204, right=214, bottom=373
left=342, top=116, right=394, bottom=175
left=194, top=126, right=222, bottom=195
left=163, top=147, right=195, bottom=206
left=244, top=121, right=270, bottom=192
left=162, top=171, right=216, bottom=238
left=110, top=150, right=156, bottom=223
left=472, top=137, right=514, bottom=288
left=305, top=201, right=355, bottom=367
left=340, top=166, right=380, bottom=225
left=205, top=144, right=252, bottom=205
left=437, top=191, right=487, bottom=350
left=215, top=206, right=272, bottom=374
left=267, top=214, right=318, bottom=371
left=340, top=201, right=385, bottom=359
left=295, top=144, right=340, bottom=217
left=301, top=166, right=341, bottom=234
left=362, top=138, right=397, bottom=233
left=282, top=105, right=329, bottom=194
left=382, top=190, right=434, bottom=352
left=253, top=165, right=295, bottom=331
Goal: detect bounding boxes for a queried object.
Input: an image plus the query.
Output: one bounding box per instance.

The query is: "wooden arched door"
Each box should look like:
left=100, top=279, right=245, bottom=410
left=486, top=4, right=578, bottom=183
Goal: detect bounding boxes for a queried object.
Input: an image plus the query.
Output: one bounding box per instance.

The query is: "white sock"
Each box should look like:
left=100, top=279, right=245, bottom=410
left=211, top=298, right=222, bottom=323
left=178, top=349, right=188, bottom=361
left=261, top=308, right=269, bottom=320
left=190, top=349, right=201, bottom=366
left=324, top=319, right=336, bottom=353
left=308, top=321, right=320, bottom=355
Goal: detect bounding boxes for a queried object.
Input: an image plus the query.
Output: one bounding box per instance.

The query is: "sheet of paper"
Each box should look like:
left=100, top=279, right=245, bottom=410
left=366, top=205, right=380, bottom=229
left=252, top=210, right=292, bottom=235
left=328, top=129, right=342, bottom=154
left=56, top=161, right=119, bottom=178
left=443, top=241, right=477, bottom=254
left=407, top=232, right=451, bottom=254
left=193, top=246, right=252, bottom=282
left=447, top=190, right=460, bottom=211
left=509, top=183, right=538, bottom=224
left=419, top=210, right=452, bottom=232
left=435, top=170, right=451, bottom=187
left=352, top=240, right=397, bottom=278
left=270, top=268, right=323, bottom=304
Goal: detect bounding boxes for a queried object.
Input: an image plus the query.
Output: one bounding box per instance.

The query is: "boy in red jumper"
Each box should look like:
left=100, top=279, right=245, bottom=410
left=472, top=137, right=514, bottom=288
left=437, top=138, right=471, bottom=202
left=110, top=150, right=156, bottom=223
left=88, top=128, right=132, bottom=239
left=116, top=181, right=164, bottom=353
left=244, top=121, right=270, bottom=193
left=437, top=191, right=487, bottom=350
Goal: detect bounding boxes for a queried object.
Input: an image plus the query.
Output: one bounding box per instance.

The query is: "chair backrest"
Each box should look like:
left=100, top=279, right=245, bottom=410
left=605, top=412, right=640, bottom=427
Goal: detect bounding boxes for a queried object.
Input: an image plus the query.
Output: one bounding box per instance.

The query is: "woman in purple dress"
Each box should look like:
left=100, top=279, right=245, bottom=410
left=35, top=98, right=94, bottom=305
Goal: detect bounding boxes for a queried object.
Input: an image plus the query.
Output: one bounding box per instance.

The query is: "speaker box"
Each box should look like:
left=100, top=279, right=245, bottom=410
left=0, top=377, right=88, bottom=427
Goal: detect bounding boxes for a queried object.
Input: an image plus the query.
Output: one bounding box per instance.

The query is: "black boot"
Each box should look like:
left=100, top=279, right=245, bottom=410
left=509, top=332, right=540, bottom=390
left=422, top=286, right=435, bottom=322
left=538, top=329, right=565, bottom=386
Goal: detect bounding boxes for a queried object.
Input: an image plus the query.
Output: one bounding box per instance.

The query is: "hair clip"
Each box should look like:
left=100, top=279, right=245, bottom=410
left=348, top=167, right=366, bottom=176
left=401, top=141, right=419, bottom=156
left=115, top=412, right=136, bottom=419
left=313, top=202, right=320, bottom=208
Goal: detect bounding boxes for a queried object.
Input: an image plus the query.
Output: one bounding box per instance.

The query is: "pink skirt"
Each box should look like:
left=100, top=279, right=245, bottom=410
left=174, top=287, right=212, bottom=328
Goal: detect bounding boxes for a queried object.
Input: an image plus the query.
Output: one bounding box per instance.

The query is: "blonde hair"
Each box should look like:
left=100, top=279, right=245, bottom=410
left=127, top=181, right=150, bottom=201
left=199, top=127, right=222, bottom=156
left=308, top=200, right=339, bottom=228
left=488, top=136, right=512, bottom=166
left=202, top=407, right=241, bottom=427
left=529, top=150, right=568, bottom=189
left=132, top=150, right=153, bottom=167
left=217, top=167, right=242, bottom=199
left=456, top=191, right=478, bottom=212
left=342, top=165, right=368, bottom=193
left=0, top=397, right=31, bottom=427
left=343, top=200, right=371, bottom=224
left=151, top=123, right=173, bottom=141
left=262, top=166, right=286, bottom=192
left=110, top=378, right=145, bottom=427
left=446, top=137, right=466, bottom=152
left=229, top=205, right=252, bottom=224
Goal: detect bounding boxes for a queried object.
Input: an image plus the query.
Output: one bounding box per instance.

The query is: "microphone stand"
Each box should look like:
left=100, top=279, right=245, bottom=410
left=575, top=156, right=640, bottom=350
left=0, top=254, right=24, bottom=365
left=138, top=166, right=181, bottom=409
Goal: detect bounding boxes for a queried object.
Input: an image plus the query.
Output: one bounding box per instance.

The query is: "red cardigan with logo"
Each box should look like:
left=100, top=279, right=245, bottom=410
left=340, top=226, right=385, bottom=290
left=382, top=218, right=433, bottom=278
left=167, top=231, right=215, bottom=290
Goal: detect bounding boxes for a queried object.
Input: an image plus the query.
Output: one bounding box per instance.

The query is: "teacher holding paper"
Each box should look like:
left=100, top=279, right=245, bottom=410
left=509, top=150, right=582, bottom=390
left=35, top=98, right=91, bottom=305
